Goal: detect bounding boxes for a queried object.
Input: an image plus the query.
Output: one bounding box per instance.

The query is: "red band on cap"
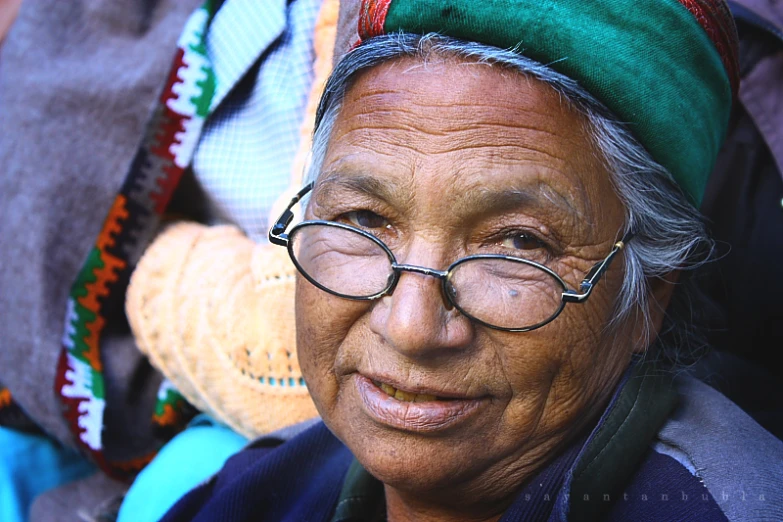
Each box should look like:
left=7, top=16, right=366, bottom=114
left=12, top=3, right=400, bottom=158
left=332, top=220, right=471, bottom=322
left=676, top=0, right=740, bottom=97
left=358, top=0, right=393, bottom=42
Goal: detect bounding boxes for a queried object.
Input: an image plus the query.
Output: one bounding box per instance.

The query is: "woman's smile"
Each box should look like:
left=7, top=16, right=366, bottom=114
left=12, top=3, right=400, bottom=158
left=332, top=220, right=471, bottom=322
left=354, top=373, right=489, bottom=433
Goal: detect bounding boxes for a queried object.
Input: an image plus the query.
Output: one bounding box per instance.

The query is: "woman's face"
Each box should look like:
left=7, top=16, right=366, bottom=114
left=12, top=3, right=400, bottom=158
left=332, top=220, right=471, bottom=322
left=296, top=55, right=634, bottom=511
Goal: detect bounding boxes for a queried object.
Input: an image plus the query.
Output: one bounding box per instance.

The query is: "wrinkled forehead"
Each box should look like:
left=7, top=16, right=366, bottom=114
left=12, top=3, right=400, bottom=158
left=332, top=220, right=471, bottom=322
left=313, top=55, right=622, bottom=234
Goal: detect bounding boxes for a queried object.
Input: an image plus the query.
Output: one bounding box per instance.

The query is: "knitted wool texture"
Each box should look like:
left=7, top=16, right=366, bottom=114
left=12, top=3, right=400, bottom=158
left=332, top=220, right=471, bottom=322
left=126, top=224, right=318, bottom=438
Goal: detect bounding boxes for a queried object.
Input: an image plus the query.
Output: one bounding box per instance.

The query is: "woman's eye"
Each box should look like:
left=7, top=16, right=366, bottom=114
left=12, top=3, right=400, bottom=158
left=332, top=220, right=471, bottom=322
left=343, top=210, right=390, bottom=230
left=500, top=233, right=547, bottom=251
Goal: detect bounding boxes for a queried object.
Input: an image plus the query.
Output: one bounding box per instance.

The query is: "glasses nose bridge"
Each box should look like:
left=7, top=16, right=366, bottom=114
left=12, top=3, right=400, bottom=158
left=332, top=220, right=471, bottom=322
left=391, top=262, right=449, bottom=280
left=388, top=262, right=455, bottom=310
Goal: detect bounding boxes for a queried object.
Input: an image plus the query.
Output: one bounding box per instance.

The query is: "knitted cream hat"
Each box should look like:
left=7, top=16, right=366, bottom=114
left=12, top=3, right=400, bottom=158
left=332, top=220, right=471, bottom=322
left=127, top=223, right=318, bottom=438
left=126, top=0, right=341, bottom=438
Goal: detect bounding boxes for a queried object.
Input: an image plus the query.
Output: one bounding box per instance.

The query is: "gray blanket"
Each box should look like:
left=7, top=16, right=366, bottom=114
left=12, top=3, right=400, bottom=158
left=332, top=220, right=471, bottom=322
left=0, top=0, right=201, bottom=461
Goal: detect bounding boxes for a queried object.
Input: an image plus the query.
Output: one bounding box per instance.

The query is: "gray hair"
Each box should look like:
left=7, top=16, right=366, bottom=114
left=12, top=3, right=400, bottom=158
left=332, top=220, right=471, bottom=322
left=306, top=33, right=713, bottom=365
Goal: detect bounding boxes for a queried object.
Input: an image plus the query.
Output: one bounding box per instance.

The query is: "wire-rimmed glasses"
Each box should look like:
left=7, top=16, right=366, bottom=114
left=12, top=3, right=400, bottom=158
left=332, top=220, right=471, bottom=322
left=270, top=184, right=632, bottom=332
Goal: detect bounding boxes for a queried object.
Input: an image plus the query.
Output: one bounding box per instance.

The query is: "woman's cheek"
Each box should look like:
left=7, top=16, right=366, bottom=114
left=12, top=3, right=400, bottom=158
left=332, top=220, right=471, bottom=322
left=295, top=277, right=365, bottom=406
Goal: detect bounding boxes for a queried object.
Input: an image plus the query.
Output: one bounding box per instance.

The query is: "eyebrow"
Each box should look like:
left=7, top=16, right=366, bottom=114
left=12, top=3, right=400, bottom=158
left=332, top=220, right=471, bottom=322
left=314, top=172, right=583, bottom=222
left=314, top=172, right=412, bottom=211
left=455, top=183, right=583, bottom=221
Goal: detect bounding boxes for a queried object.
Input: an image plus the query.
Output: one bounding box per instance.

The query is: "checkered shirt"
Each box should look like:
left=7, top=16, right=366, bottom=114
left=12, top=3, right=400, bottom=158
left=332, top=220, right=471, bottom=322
left=194, top=0, right=322, bottom=243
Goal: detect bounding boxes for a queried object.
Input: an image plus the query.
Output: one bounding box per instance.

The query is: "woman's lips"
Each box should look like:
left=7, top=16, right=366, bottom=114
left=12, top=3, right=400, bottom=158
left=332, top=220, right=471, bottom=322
left=354, top=374, right=487, bottom=433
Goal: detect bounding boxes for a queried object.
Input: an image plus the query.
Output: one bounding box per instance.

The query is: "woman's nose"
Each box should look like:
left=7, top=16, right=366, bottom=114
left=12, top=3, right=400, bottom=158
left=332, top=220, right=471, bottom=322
left=368, top=263, right=474, bottom=359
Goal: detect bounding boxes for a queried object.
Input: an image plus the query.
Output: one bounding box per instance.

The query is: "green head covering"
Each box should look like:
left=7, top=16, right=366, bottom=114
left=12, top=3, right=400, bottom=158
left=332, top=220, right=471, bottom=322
left=357, top=0, right=739, bottom=206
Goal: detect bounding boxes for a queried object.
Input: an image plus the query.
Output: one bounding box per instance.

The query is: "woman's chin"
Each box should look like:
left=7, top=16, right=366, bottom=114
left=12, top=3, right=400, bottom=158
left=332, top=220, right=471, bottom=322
left=355, top=438, right=477, bottom=493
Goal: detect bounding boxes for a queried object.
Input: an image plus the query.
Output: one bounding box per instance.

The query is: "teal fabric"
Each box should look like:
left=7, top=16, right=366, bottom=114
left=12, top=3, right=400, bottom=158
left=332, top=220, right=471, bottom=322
left=0, top=426, right=95, bottom=522
left=117, top=415, right=247, bottom=522
left=379, top=0, right=734, bottom=206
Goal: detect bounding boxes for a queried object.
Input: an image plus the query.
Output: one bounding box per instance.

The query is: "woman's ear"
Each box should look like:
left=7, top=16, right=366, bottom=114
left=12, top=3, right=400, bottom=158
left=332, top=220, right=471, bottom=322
left=631, top=271, right=680, bottom=353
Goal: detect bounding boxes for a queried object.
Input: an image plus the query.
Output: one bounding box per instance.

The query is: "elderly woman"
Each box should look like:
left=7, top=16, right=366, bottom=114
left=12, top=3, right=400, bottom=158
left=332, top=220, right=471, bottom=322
left=162, top=0, right=783, bottom=521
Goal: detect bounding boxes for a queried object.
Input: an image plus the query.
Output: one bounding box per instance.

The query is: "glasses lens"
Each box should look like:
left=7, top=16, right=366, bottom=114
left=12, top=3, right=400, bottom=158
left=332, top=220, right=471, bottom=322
left=290, top=223, right=394, bottom=298
left=447, top=257, right=565, bottom=330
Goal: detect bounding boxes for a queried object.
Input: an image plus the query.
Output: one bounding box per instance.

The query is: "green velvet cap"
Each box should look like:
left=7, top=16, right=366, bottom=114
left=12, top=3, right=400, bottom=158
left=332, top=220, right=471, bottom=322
left=359, top=0, right=738, bottom=206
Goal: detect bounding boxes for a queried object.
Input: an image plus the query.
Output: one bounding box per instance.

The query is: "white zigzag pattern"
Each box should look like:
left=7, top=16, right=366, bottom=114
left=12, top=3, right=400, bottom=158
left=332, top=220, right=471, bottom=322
left=176, top=6, right=207, bottom=51
left=157, top=378, right=177, bottom=401
left=168, top=6, right=210, bottom=168
left=168, top=49, right=209, bottom=119
left=61, top=353, right=105, bottom=451
left=171, top=112, right=206, bottom=169
left=61, top=297, right=77, bottom=349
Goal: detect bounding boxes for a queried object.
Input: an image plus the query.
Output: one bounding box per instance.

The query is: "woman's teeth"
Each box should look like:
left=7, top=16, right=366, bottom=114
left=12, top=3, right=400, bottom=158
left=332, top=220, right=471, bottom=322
left=374, top=381, right=439, bottom=402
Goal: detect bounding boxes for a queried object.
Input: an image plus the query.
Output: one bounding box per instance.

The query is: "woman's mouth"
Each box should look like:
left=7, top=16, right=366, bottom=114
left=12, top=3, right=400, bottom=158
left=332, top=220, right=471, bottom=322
left=355, top=374, right=487, bottom=432
left=373, top=380, right=442, bottom=402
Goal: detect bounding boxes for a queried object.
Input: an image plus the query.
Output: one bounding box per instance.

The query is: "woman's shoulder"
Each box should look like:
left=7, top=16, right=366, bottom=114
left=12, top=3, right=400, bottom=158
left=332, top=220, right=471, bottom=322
left=653, top=377, right=783, bottom=520
left=161, top=419, right=354, bottom=522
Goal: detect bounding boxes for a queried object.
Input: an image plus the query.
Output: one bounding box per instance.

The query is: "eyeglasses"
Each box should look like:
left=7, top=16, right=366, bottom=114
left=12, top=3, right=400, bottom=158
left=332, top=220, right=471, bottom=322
left=270, top=183, right=633, bottom=332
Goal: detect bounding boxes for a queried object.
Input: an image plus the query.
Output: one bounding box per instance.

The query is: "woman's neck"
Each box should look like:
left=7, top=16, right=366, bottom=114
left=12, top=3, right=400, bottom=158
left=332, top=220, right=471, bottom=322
left=384, top=482, right=512, bottom=522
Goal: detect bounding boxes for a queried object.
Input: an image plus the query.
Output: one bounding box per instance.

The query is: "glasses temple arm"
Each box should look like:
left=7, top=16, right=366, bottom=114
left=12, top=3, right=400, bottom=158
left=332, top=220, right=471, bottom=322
left=562, top=231, right=635, bottom=303
left=269, top=182, right=314, bottom=246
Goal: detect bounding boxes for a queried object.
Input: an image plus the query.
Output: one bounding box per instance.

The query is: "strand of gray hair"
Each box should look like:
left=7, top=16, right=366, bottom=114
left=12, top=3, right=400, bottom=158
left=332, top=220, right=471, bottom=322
left=307, top=33, right=715, bottom=366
